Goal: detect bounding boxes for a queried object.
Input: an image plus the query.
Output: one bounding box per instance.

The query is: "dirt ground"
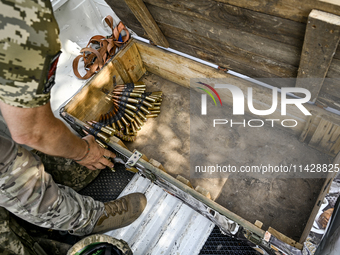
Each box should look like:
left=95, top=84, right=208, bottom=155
left=125, top=72, right=332, bottom=242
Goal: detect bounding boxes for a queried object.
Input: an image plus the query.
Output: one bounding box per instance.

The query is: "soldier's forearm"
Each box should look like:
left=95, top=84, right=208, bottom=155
left=0, top=101, right=86, bottom=160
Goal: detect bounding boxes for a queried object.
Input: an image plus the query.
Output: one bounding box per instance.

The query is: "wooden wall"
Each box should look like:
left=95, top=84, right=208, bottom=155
left=105, top=0, right=340, bottom=110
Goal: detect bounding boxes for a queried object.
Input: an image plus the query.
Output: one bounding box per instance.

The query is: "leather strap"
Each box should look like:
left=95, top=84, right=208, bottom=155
left=73, top=16, right=130, bottom=80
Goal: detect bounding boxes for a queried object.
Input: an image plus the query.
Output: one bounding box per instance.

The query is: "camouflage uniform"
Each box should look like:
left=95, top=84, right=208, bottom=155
left=0, top=1, right=106, bottom=254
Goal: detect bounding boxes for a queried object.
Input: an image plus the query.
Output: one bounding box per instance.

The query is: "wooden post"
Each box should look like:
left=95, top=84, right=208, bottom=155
left=124, top=0, right=169, bottom=48
left=296, top=10, right=340, bottom=102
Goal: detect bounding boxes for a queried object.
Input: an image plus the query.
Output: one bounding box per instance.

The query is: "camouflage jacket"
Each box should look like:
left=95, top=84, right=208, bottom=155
left=0, top=0, right=61, bottom=108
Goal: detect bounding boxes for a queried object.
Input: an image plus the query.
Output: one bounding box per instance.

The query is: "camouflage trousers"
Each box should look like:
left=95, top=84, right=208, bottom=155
left=0, top=135, right=105, bottom=254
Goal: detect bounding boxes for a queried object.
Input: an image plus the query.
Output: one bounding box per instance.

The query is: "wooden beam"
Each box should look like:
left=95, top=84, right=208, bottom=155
left=123, top=0, right=169, bottom=48
left=144, top=0, right=305, bottom=47
left=215, top=0, right=340, bottom=23
left=268, top=227, right=303, bottom=250
left=296, top=10, right=340, bottom=102
left=146, top=4, right=300, bottom=67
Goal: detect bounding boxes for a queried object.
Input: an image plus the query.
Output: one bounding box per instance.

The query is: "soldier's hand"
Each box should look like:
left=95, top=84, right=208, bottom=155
left=76, top=135, right=116, bottom=170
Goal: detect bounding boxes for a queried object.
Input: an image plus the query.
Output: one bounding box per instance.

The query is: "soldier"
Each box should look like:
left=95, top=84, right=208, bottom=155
left=0, top=1, right=146, bottom=254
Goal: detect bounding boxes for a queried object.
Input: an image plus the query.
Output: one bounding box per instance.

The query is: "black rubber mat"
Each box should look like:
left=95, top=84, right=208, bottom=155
left=199, top=226, right=259, bottom=255
left=79, top=165, right=135, bottom=202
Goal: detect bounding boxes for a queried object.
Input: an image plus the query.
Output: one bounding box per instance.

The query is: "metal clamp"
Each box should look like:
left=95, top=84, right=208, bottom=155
left=126, top=150, right=143, bottom=167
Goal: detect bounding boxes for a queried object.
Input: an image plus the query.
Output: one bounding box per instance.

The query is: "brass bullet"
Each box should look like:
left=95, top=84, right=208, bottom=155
left=133, top=121, right=141, bottom=131
left=137, top=111, right=147, bottom=121
left=125, top=103, right=137, bottom=111
left=148, top=106, right=160, bottom=111
left=102, top=125, right=116, bottom=133
left=145, top=96, right=156, bottom=103
left=151, top=91, right=163, bottom=96
left=127, top=98, right=140, bottom=104
left=142, top=100, right=153, bottom=108
left=135, top=115, right=144, bottom=126
left=121, top=116, right=130, bottom=127
left=133, top=85, right=146, bottom=88
left=129, top=92, right=142, bottom=98
left=124, top=113, right=134, bottom=123
left=96, top=139, right=108, bottom=149
left=140, top=106, right=151, bottom=115
left=97, top=132, right=110, bottom=143
left=146, top=114, right=158, bottom=118
left=116, top=120, right=124, bottom=131
left=125, top=126, right=130, bottom=135
left=130, top=121, right=136, bottom=134
left=124, top=108, right=136, bottom=117
left=132, top=89, right=145, bottom=93
left=88, top=121, right=114, bottom=136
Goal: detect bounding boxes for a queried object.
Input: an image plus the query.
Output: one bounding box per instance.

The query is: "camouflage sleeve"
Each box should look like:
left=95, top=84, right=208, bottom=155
left=0, top=0, right=61, bottom=108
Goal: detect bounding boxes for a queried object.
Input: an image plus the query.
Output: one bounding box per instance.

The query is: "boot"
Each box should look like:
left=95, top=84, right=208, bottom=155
left=92, top=193, right=147, bottom=233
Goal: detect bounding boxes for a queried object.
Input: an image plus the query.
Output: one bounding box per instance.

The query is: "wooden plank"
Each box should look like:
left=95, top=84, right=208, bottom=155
left=164, top=38, right=298, bottom=89
left=330, top=130, right=340, bottom=155
left=317, top=92, right=340, bottom=111
left=268, top=227, right=303, bottom=250
left=327, top=58, right=340, bottom=78
left=146, top=4, right=301, bottom=67
left=317, top=58, right=340, bottom=110
left=299, top=116, right=314, bottom=142
left=305, top=115, right=324, bottom=144
left=306, top=116, right=340, bottom=156
left=319, top=123, right=340, bottom=152
left=112, top=58, right=132, bottom=83
left=144, top=0, right=305, bottom=47
left=159, top=24, right=297, bottom=79
left=118, top=43, right=146, bottom=82
left=319, top=79, right=340, bottom=100
left=215, top=0, right=340, bottom=23
left=123, top=0, right=169, bottom=48
left=296, top=10, right=340, bottom=102
left=309, top=118, right=333, bottom=147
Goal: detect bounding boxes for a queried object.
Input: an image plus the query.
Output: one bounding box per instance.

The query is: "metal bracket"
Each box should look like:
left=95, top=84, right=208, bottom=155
left=126, top=150, right=143, bottom=167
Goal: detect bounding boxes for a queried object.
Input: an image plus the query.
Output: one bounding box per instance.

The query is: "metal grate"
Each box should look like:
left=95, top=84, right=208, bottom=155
left=79, top=166, right=135, bottom=202
left=199, top=226, right=259, bottom=255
